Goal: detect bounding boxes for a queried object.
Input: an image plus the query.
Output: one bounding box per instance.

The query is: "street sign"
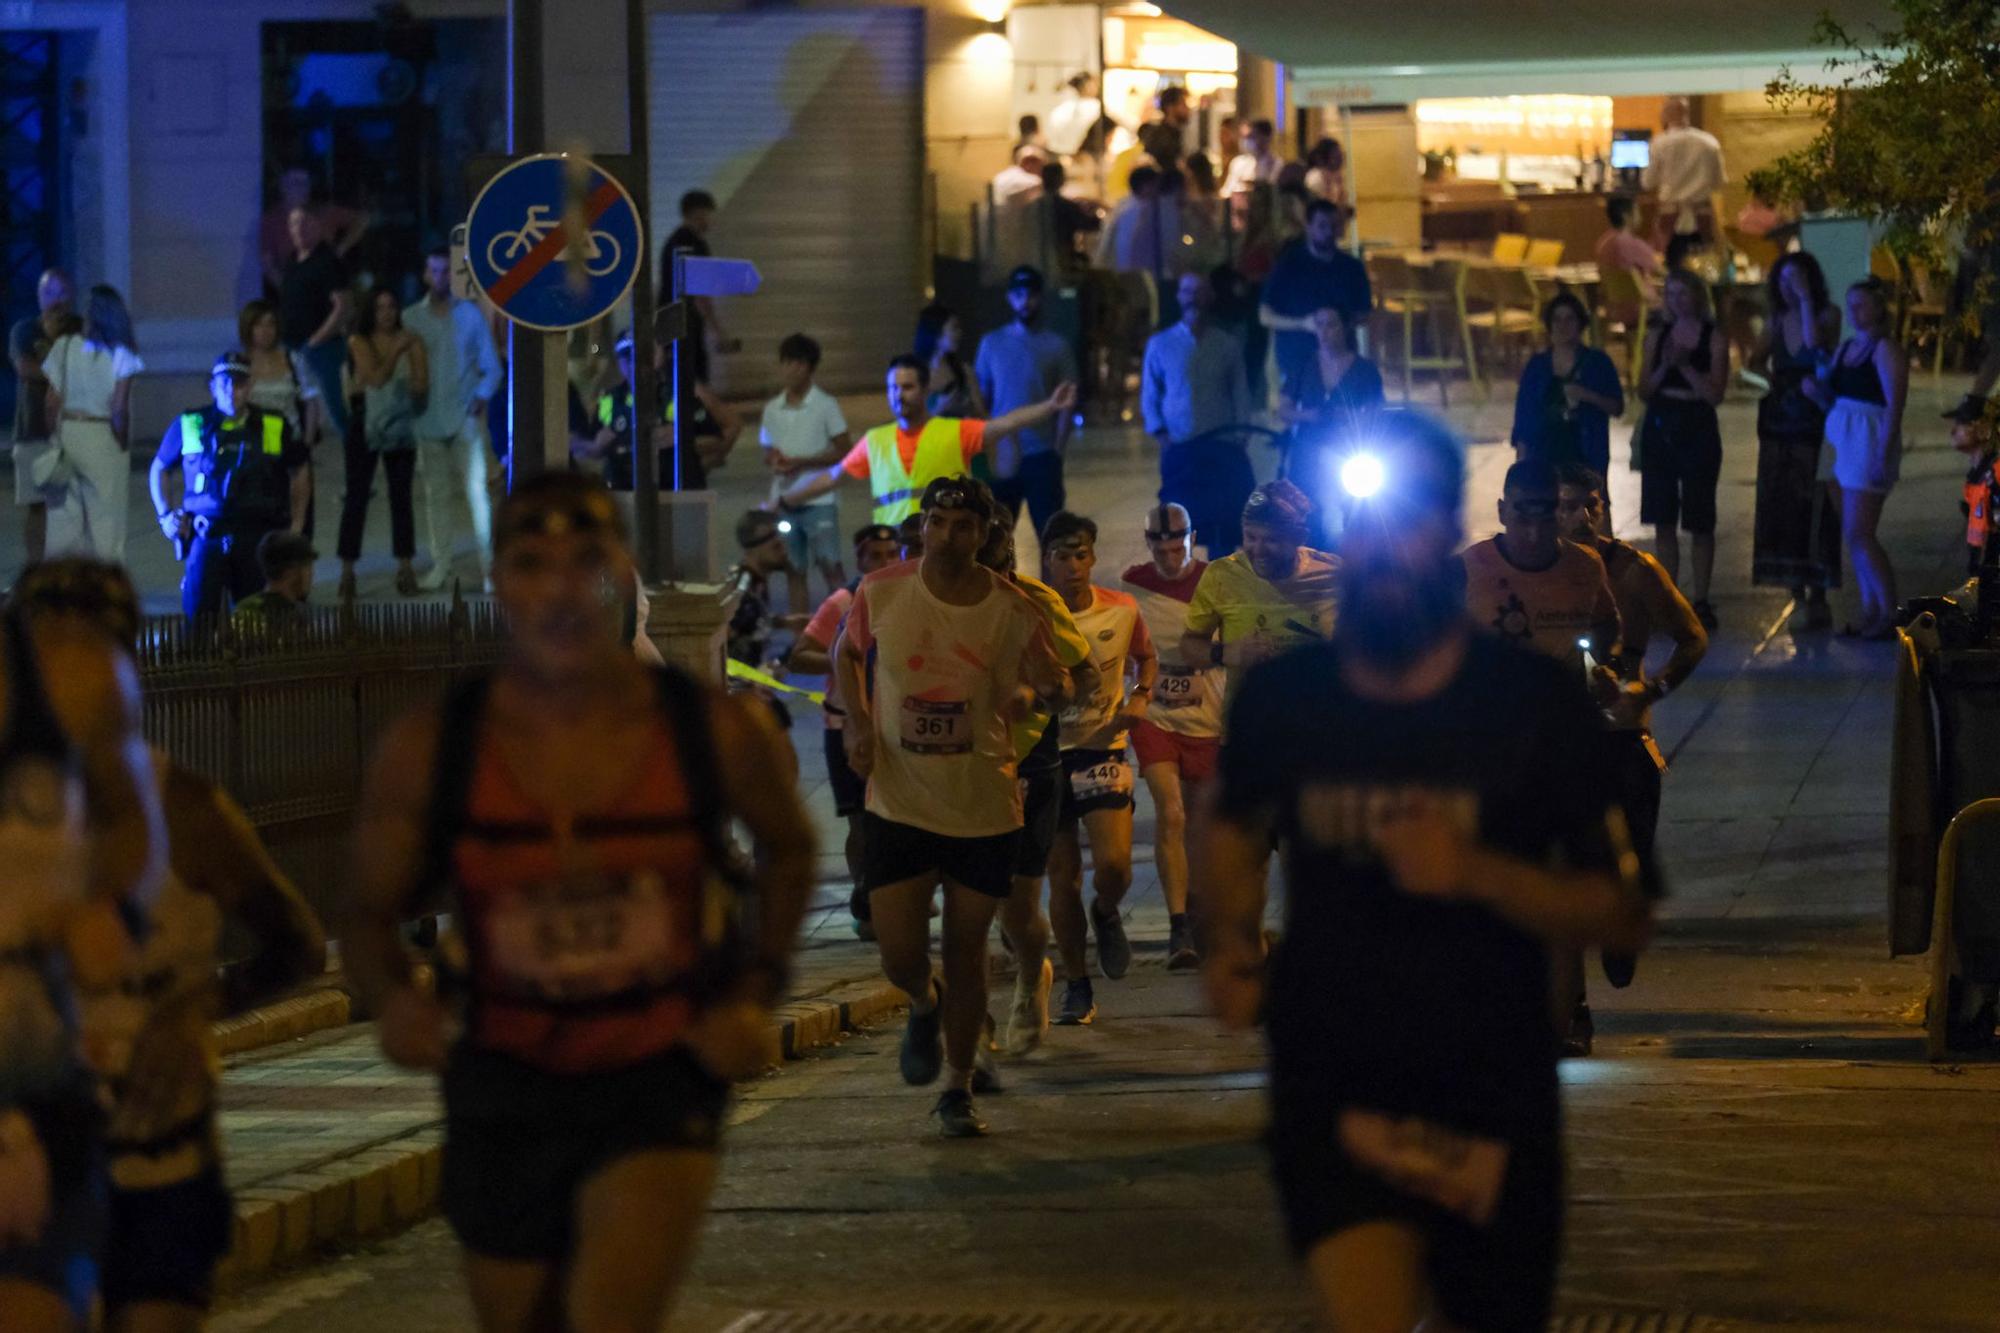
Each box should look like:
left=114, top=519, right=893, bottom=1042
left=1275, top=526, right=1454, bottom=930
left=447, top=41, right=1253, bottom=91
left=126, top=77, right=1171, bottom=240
left=464, top=153, right=644, bottom=332
left=679, top=256, right=762, bottom=298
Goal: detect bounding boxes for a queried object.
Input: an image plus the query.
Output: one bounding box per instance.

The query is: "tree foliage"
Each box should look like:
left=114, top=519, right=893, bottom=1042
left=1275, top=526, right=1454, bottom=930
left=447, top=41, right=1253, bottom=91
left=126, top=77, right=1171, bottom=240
left=1750, top=0, right=2000, bottom=258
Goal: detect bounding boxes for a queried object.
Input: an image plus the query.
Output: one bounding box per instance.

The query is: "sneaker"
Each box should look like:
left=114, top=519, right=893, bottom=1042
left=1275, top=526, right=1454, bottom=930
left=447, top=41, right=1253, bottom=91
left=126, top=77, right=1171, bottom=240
left=972, top=1015, right=1003, bottom=1094
left=932, top=1088, right=989, bottom=1138
left=852, top=915, right=876, bottom=943
left=1091, top=900, right=1132, bottom=980
left=1561, top=1001, right=1595, bottom=1059
left=1167, top=918, right=1199, bottom=972
left=1602, top=951, right=1637, bottom=989
left=1692, top=600, right=1719, bottom=632
left=1006, top=957, right=1053, bottom=1055
left=1945, top=393, right=1990, bottom=424
left=1055, top=977, right=1097, bottom=1026
left=899, top=980, right=944, bottom=1086
left=417, top=562, right=450, bottom=593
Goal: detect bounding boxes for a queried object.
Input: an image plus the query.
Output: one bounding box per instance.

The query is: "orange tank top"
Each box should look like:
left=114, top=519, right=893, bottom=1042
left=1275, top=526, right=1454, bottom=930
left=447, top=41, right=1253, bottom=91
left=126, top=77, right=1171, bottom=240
left=452, top=718, right=711, bottom=1074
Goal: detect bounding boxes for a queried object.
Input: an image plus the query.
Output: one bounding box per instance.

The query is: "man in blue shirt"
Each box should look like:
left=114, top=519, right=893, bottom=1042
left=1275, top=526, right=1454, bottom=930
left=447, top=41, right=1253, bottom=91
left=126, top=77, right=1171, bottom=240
left=1143, top=272, right=1256, bottom=556
left=1259, top=200, right=1372, bottom=401
left=404, top=248, right=503, bottom=591
left=976, top=265, right=1078, bottom=537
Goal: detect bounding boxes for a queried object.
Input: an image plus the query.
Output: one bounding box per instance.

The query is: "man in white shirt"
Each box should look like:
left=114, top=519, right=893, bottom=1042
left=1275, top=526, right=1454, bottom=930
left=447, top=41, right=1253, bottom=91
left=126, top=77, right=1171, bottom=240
left=1045, top=73, right=1105, bottom=160
left=992, top=146, right=1048, bottom=208
left=1642, top=97, right=1726, bottom=248
left=1222, top=118, right=1282, bottom=200
left=404, top=247, right=502, bottom=591
left=759, top=332, right=852, bottom=602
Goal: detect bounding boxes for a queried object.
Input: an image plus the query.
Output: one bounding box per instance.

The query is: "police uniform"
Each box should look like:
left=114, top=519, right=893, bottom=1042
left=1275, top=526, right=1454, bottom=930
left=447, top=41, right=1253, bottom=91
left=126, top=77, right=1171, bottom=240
left=155, top=361, right=308, bottom=624
left=596, top=382, right=709, bottom=491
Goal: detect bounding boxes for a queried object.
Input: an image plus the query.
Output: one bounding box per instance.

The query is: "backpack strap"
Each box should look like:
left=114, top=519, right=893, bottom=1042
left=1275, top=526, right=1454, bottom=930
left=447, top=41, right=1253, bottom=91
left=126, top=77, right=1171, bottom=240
left=650, top=664, right=747, bottom=891
left=417, top=673, right=495, bottom=902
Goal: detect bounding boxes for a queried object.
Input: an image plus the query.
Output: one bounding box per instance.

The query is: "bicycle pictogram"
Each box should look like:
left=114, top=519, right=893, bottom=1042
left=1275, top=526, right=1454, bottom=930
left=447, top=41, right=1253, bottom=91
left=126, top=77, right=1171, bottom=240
left=485, top=205, right=622, bottom=277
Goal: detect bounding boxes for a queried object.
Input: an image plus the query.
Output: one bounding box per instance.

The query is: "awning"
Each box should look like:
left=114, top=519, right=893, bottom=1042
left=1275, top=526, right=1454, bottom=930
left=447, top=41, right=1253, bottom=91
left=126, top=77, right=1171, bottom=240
left=1159, top=0, right=1893, bottom=101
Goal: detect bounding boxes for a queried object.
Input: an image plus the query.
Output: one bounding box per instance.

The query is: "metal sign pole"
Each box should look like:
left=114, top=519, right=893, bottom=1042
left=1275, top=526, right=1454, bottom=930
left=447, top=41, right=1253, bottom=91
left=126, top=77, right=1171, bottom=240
left=671, top=248, right=688, bottom=498
left=507, top=0, right=546, bottom=488
left=626, top=0, right=662, bottom=583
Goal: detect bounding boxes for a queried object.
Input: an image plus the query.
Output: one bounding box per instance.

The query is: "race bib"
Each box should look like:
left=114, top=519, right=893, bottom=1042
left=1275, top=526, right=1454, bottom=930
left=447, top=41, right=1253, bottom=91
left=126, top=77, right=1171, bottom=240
left=1156, top=668, right=1199, bottom=709
left=1069, top=756, right=1133, bottom=804
left=1337, top=1108, right=1510, bottom=1227
left=900, top=696, right=973, bottom=755
left=484, top=870, right=680, bottom=1002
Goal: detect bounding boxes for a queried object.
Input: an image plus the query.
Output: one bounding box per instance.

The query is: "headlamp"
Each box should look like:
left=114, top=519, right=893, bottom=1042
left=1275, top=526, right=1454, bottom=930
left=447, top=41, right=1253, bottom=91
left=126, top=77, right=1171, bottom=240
left=1339, top=452, right=1386, bottom=501
left=776, top=519, right=794, bottom=535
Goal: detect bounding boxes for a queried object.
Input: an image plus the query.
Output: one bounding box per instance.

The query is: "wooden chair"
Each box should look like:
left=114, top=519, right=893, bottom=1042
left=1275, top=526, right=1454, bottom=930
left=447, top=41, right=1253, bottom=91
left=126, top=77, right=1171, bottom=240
left=1424, top=258, right=1487, bottom=404
left=1524, top=238, right=1564, bottom=268
left=1491, top=233, right=1530, bottom=265
left=1462, top=264, right=1540, bottom=372
left=1903, top=260, right=1956, bottom=377
left=1596, top=267, right=1650, bottom=390
left=1368, top=253, right=1478, bottom=405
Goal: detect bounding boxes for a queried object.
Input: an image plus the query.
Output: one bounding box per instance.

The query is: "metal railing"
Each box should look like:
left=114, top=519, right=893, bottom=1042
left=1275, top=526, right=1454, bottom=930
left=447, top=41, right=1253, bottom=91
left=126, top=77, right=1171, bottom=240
left=137, top=594, right=508, bottom=932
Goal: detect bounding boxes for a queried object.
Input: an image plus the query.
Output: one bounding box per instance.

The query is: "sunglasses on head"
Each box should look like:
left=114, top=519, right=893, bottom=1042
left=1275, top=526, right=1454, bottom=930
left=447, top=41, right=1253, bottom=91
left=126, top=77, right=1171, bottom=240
left=1145, top=527, right=1191, bottom=541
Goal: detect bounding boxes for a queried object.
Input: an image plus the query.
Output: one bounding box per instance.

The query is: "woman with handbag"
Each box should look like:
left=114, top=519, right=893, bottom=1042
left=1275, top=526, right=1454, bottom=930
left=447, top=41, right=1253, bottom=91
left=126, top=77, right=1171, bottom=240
left=338, top=286, right=428, bottom=599
left=1751, top=253, right=1842, bottom=631
left=41, top=285, right=143, bottom=563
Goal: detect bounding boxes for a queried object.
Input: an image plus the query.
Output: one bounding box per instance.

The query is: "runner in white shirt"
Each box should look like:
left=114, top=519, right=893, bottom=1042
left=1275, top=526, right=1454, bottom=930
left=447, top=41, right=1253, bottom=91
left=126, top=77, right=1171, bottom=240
left=1039, top=511, right=1158, bottom=1027
left=836, top=478, right=1063, bottom=1137
left=1120, top=502, right=1224, bottom=970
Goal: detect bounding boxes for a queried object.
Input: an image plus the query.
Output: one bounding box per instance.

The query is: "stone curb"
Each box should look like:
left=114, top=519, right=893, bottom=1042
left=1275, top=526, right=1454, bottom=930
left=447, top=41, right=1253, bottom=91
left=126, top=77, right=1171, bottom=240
left=213, top=988, right=353, bottom=1058
left=214, top=976, right=908, bottom=1294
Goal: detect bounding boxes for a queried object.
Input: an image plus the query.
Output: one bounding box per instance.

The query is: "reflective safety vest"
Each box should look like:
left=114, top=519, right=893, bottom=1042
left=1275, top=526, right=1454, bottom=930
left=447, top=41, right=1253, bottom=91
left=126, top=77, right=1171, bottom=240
left=599, top=390, right=676, bottom=432
left=864, top=417, right=965, bottom=525
left=179, top=410, right=287, bottom=525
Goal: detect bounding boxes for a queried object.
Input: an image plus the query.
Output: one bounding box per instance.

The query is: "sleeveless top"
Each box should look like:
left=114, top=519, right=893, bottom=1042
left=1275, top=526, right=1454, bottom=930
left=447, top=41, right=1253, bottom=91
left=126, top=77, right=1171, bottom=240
left=1760, top=320, right=1827, bottom=438
left=1830, top=340, right=1888, bottom=405
left=0, top=614, right=91, bottom=1107
left=1658, top=321, right=1715, bottom=395
left=360, top=342, right=418, bottom=452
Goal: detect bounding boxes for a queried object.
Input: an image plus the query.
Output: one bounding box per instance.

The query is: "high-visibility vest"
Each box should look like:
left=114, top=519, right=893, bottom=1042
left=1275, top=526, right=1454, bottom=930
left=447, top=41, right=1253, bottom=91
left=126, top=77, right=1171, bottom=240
left=179, top=410, right=285, bottom=520
left=864, top=417, right=965, bottom=525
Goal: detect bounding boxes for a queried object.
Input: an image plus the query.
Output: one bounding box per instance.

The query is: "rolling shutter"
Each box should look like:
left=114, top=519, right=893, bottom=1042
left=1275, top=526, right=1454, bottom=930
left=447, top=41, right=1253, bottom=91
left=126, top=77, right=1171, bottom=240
left=649, top=9, right=923, bottom=398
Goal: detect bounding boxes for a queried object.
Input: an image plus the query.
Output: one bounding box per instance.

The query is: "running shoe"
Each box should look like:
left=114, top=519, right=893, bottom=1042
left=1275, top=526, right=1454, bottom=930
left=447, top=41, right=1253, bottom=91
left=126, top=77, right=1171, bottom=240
left=1055, top=977, right=1097, bottom=1026
left=1091, top=900, right=1132, bottom=980
left=1006, top=957, right=1054, bottom=1055
left=1167, top=918, right=1199, bottom=972
left=933, top=1088, right=989, bottom=1138
left=1944, top=393, right=1989, bottom=424
left=1561, top=1001, right=1594, bottom=1059
left=1603, top=951, right=1637, bottom=989
left=972, top=1014, right=1003, bottom=1094
left=900, top=980, right=944, bottom=1085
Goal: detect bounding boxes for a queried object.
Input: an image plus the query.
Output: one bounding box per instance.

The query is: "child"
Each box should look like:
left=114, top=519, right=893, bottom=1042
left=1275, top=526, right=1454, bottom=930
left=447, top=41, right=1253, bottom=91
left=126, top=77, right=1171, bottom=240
left=758, top=333, right=852, bottom=607
left=1955, top=416, right=1999, bottom=575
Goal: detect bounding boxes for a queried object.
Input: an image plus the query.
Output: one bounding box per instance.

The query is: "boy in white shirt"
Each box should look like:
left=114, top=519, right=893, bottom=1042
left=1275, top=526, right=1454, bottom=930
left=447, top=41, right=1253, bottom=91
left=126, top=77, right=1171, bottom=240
left=760, top=333, right=852, bottom=604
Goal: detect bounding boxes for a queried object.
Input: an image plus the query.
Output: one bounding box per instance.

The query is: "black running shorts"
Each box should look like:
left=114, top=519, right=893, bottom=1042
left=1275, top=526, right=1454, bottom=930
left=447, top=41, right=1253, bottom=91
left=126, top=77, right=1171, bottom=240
left=1060, top=747, right=1136, bottom=821
left=822, top=723, right=866, bottom=818
left=102, top=1166, right=233, bottom=1311
left=861, top=811, right=1015, bottom=899
left=1012, top=722, right=1064, bottom=879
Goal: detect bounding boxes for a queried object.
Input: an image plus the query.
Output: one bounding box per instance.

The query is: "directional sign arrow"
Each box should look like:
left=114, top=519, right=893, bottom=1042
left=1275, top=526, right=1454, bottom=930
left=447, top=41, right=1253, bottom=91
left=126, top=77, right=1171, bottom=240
left=679, top=256, right=762, bottom=298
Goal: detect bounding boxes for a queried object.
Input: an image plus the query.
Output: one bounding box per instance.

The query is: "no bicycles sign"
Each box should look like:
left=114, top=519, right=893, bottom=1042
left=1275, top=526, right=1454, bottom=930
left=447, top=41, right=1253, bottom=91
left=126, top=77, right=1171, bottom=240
left=464, top=153, right=644, bottom=332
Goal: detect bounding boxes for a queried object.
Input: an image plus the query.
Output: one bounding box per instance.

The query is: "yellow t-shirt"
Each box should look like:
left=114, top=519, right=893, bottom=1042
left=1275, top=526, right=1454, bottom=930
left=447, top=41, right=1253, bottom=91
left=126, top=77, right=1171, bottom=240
left=1010, top=574, right=1091, bottom=760
left=1183, top=549, right=1341, bottom=705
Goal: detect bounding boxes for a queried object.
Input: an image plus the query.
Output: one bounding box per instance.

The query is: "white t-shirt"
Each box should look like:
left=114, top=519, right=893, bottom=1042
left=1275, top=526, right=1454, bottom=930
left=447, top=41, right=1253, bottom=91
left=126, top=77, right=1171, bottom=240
left=760, top=384, right=848, bottom=508
left=846, top=562, right=1052, bottom=837
left=1057, top=586, right=1152, bottom=752
left=1643, top=127, right=1726, bottom=210
left=43, top=335, right=144, bottom=418
left=1121, top=559, right=1225, bottom=739
left=1223, top=151, right=1281, bottom=198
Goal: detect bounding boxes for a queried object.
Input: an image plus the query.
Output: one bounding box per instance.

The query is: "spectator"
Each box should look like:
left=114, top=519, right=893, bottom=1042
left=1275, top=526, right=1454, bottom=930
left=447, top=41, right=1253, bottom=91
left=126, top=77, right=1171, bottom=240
left=1138, top=85, right=1192, bottom=168
left=258, top=165, right=368, bottom=295
left=976, top=264, right=1079, bottom=535
left=1146, top=272, right=1256, bottom=557
left=1279, top=304, right=1387, bottom=545
left=9, top=268, right=79, bottom=567
left=1638, top=269, right=1729, bottom=626
left=239, top=299, right=324, bottom=445
left=1595, top=196, right=1662, bottom=327
left=1807, top=277, right=1908, bottom=640
left=339, top=287, right=427, bottom=599
left=232, top=530, right=318, bottom=635
left=1643, top=96, right=1726, bottom=249
left=1012, top=114, right=1046, bottom=159
left=1096, top=165, right=1195, bottom=283
left=575, top=331, right=736, bottom=493
left=993, top=145, right=1049, bottom=208
left=1041, top=162, right=1102, bottom=267
left=1184, top=152, right=1221, bottom=204
left=1046, top=73, right=1106, bottom=161
left=726, top=509, right=808, bottom=676
left=1510, top=292, right=1625, bottom=476
left=760, top=332, right=854, bottom=600
left=1222, top=118, right=1282, bottom=201
left=42, top=283, right=142, bottom=563
left=1303, top=137, right=1348, bottom=209
left=404, top=248, right=503, bottom=593
left=1751, top=251, right=1841, bottom=630
left=1735, top=190, right=1787, bottom=239
left=277, top=208, right=353, bottom=441
left=1258, top=199, right=1373, bottom=401
left=659, top=188, right=735, bottom=382
left=915, top=304, right=986, bottom=419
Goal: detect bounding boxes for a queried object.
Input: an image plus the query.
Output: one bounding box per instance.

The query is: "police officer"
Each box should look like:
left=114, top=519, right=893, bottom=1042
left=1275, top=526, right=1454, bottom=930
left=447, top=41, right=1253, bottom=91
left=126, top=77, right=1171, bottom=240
left=148, top=351, right=312, bottom=625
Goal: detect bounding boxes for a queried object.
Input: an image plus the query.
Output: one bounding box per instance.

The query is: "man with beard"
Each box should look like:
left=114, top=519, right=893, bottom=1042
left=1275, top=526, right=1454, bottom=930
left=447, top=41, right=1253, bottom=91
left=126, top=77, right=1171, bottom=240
left=1559, top=463, right=1707, bottom=998
left=1179, top=480, right=1339, bottom=710
left=1201, top=411, right=1657, bottom=1333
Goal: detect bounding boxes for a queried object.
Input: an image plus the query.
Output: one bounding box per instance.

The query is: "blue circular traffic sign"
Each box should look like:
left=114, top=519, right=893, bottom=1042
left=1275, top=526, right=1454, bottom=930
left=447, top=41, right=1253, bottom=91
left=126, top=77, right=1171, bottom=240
left=464, top=153, right=644, bottom=332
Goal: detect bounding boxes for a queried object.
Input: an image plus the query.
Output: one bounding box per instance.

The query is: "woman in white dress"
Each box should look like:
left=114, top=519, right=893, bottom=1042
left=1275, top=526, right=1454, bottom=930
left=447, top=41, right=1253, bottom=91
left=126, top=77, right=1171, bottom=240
left=42, top=285, right=143, bottom=563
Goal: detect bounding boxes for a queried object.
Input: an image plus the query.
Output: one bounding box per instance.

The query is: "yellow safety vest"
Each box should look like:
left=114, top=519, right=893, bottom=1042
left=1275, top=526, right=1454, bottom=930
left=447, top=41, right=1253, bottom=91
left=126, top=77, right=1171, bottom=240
left=864, top=417, right=966, bottom=525
left=180, top=411, right=283, bottom=459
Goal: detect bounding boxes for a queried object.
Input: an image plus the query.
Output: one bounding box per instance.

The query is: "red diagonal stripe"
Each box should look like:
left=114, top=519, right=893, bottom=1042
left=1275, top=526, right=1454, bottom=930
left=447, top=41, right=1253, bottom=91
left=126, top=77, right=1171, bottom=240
left=486, top=177, right=624, bottom=309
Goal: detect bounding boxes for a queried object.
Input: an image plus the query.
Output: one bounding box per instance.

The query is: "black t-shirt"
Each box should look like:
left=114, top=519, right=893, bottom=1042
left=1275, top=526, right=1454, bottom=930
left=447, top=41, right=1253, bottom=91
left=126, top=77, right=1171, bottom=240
left=277, top=244, right=348, bottom=350
left=1260, top=241, right=1373, bottom=400
left=660, top=225, right=712, bottom=381
left=1216, top=633, right=1655, bottom=1142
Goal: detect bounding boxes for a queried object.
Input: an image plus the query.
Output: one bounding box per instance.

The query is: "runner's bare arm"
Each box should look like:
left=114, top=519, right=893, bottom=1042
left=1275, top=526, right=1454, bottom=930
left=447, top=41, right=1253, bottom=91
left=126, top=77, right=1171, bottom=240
left=347, top=709, right=441, bottom=1008
left=786, top=629, right=833, bottom=677
left=834, top=623, right=875, bottom=777
left=1197, top=809, right=1272, bottom=1030
left=1638, top=553, right=1708, bottom=695
left=779, top=463, right=843, bottom=509
left=709, top=691, right=818, bottom=998
left=985, top=382, right=1079, bottom=441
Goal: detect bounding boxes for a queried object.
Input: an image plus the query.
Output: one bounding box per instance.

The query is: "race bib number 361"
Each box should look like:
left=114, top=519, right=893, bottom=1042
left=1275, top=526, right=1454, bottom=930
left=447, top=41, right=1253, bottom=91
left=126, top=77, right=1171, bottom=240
left=900, top=697, right=973, bottom=755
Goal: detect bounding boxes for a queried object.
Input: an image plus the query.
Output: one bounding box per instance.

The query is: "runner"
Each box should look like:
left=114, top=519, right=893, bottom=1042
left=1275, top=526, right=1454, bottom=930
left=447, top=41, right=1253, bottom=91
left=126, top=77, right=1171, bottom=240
left=1179, top=480, right=1339, bottom=709
left=1559, top=463, right=1708, bottom=997
left=1121, top=502, right=1225, bottom=970
left=1461, top=458, right=1624, bottom=1057
left=0, top=559, right=165, bottom=1333
left=1040, top=512, right=1157, bottom=1026
left=835, top=477, right=1064, bottom=1136
left=1201, top=411, right=1658, bottom=1333
left=347, top=472, right=817, bottom=1333
left=788, top=522, right=907, bottom=941
left=898, top=514, right=924, bottom=560
left=9, top=561, right=327, bottom=1333
left=777, top=354, right=1075, bottom=525
left=976, top=515, right=1098, bottom=1053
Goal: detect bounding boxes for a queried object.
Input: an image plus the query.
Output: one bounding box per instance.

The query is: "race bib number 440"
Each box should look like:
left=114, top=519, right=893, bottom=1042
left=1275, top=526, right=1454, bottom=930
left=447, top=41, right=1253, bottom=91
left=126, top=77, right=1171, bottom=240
left=1069, top=757, right=1134, bottom=804
left=900, top=697, right=973, bottom=755
left=486, top=871, right=679, bottom=1002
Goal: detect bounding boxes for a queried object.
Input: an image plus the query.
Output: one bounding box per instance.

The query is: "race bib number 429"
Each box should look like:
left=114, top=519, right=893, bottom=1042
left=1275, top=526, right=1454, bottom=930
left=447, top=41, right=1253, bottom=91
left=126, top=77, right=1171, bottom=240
left=899, top=696, right=973, bottom=755
left=1156, top=669, right=1199, bottom=709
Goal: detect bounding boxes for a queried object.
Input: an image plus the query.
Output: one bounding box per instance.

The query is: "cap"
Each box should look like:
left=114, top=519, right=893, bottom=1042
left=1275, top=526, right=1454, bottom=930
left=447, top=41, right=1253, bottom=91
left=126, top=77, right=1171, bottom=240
left=852, top=523, right=899, bottom=549
left=735, top=509, right=784, bottom=550
left=1006, top=264, right=1045, bottom=292
left=256, top=530, right=319, bottom=575
left=212, top=350, right=251, bottom=379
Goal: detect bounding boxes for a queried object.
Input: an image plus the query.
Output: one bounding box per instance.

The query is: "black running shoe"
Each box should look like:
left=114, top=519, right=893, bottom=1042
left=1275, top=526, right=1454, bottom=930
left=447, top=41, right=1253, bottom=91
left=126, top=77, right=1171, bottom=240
left=1603, top=951, right=1637, bottom=988
left=933, top=1088, right=989, bottom=1138
left=1561, top=1001, right=1595, bottom=1059
left=1945, top=393, right=1989, bottom=424
left=1167, top=918, right=1199, bottom=972
left=1055, top=977, right=1097, bottom=1026
left=899, top=980, right=944, bottom=1086
left=1092, top=900, right=1132, bottom=979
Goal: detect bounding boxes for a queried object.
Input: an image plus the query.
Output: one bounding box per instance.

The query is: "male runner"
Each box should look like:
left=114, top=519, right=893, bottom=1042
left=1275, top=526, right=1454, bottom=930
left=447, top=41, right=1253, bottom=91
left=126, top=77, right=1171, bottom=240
left=11, top=560, right=327, bottom=1333
left=0, top=561, right=165, bottom=1333
left=348, top=472, right=817, bottom=1333
left=975, top=517, right=1097, bottom=1055
left=1180, top=480, right=1339, bottom=709
left=1041, top=512, right=1157, bottom=1026
left=1560, top=463, right=1707, bottom=994
left=788, top=523, right=907, bottom=940
left=1202, top=411, right=1657, bottom=1333
left=1121, top=502, right=1223, bottom=970
left=835, top=477, right=1064, bottom=1137
left=778, top=355, right=1076, bottom=525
